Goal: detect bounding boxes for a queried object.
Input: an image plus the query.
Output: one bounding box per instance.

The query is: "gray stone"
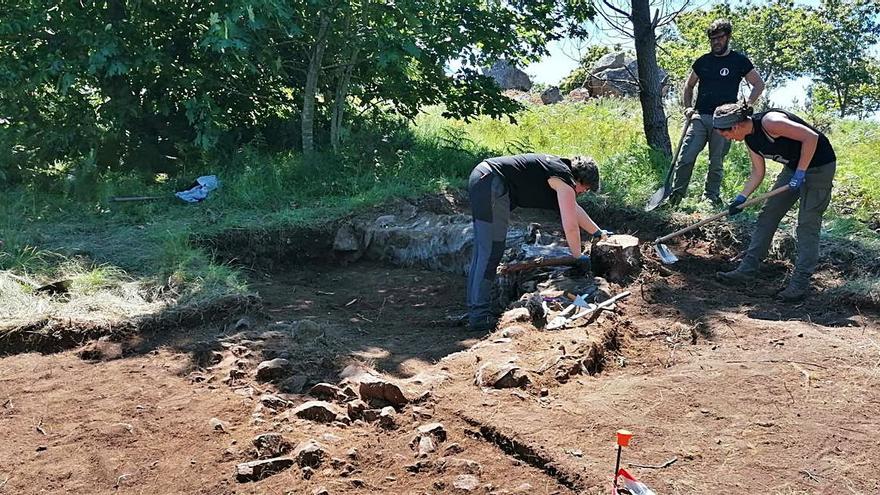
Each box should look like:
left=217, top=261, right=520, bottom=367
left=293, top=401, right=342, bottom=423
left=416, top=435, right=436, bottom=458
left=313, top=488, right=330, bottom=495
left=209, top=417, right=228, bottom=433
left=540, top=86, right=563, bottom=105
left=475, top=362, right=530, bottom=389
left=235, top=457, right=294, bottom=482
left=453, top=474, right=480, bottom=492
left=568, top=87, right=591, bottom=102
left=417, top=422, right=447, bottom=442
left=334, top=222, right=362, bottom=252
left=294, top=440, right=327, bottom=468
left=252, top=433, right=291, bottom=458
left=309, top=383, right=342, bottom=400
left=482, top=60, right=532, bottom=91
left=592, top=52, right=627, bottom=72
left=346, top=399, right=369, bottom=420
left=378, top=406, right=397, bottom=429
left=279, top=375, right=308, bottom=394
left=259, top=394, right=290, bottom=410
left=255, top=358, right=289, bottom=382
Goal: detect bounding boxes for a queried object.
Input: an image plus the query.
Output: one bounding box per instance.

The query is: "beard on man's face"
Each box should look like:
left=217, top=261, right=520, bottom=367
left=711, top=38, right=729, bottom=55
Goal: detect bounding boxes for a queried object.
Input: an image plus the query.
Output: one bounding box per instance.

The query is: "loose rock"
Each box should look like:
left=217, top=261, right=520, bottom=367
left=259, top=394, right=290, bottom=410
left=255, top=358, right=289, bottom=382
left=453, top=474, right=480, bottom=492
left=417, top=422, right=447, bottom=442
left=378, top=406, right=397, bottom=429
left=293, top=440, right=327, bottom=468
left=309, top=383, right=342, bottom=400
left=293, top=401, right=342, bottom=423
left=253, top=433, right=291, bottom=458
left=475, top=362, right=530, bottom=389
left=209, top=418, right=229, bottom=433
left=235, top=457, right=295, bottom=482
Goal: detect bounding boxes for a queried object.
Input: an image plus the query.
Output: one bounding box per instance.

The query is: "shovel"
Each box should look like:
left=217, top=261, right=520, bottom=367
left=654, top=184, right=791, bottom=264
left=644, top=113, right=694, bottom=212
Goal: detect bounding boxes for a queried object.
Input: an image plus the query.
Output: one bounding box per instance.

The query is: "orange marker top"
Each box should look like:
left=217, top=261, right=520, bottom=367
left=616, top=429, right=633, bottom=447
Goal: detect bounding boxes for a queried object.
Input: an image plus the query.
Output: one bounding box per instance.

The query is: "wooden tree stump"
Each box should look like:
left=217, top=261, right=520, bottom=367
left=590, top=234, right=641, bottom=283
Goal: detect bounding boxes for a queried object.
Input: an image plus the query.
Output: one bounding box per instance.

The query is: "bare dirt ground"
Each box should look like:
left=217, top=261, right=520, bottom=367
left=1, top=251, right=878, bottom=494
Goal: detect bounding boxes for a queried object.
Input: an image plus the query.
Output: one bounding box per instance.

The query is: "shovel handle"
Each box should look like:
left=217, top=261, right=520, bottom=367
left=499, top=256, right=579, bottom=274
left=655, top=185, right=791, bottom=244
left=663, top=115, right=694, bottom=186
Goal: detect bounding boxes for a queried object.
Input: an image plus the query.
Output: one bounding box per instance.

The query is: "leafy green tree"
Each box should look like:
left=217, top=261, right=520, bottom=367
left=806, top=0, right=880, bottom=118
left=661, top=0, right=816, bottom=93
left=0, top=0, right=596, bottom=179
left=809, top=58, right=880, bottom=119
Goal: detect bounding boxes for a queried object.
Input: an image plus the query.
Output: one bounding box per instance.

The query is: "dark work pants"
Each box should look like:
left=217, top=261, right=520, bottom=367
left=671, top=113, right=732, bottom=200
left=740, top=162, right=836, bottom=288
left=466, top=162, right=510, bottom=326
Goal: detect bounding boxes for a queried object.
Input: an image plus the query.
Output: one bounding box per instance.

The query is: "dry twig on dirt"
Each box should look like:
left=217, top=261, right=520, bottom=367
left=629, top=457, right=677, bottom=469
left=725, top=359, right=828, bottom=369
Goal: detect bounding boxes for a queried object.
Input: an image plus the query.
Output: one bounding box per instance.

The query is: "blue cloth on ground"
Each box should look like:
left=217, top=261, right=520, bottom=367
left=175, top=175, right=219, bottom=203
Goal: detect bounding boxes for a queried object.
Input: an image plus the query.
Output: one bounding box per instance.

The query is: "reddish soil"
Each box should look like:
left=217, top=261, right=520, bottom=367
left=1, top=255, right=878, bottom=495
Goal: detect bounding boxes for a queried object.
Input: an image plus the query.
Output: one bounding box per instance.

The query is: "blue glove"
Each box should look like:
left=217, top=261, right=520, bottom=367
left=788, top=169, right=806, bottom=191
left=728, top=194, right=747, bottom=216
left=592, top=229, right=613, bottom=240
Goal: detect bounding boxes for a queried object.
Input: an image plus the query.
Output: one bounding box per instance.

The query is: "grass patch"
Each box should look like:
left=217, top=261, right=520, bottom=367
left=2, top=97, right=880, bottom=329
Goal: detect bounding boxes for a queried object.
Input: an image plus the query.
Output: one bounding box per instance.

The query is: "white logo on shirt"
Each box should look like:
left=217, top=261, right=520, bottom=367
left=720, top=68, right=730, bottom=76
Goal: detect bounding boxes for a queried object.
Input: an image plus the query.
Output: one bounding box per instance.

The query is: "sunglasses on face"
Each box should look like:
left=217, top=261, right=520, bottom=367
left=708, top=33, right=728, bottom=41
left=715, top=127, right=732, bottom=132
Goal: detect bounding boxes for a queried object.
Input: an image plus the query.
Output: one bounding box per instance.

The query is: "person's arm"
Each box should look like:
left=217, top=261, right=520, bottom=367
left=548, top=178, right=584, bottom=257
left=762, top=112, right=818, bottom=173
left=741, top=149, right=767, bottom=197
left=682, top=70, right=698, bottom=114
left=574, top=203, right=600, bottom=236
left=744, top=69, right=765, bottom=106
left=728, top=149, right=766, bottom=216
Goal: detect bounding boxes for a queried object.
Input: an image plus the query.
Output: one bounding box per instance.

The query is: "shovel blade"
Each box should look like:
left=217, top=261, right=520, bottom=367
left=644, top=185, right=668, bottom=212
left=655, top=242, right=679, bottom=264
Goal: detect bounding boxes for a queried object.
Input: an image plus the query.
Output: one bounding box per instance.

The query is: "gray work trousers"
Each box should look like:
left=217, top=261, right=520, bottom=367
left=740, top=162, right=836, bottom=287
left=467, top=162, right=510, bottom=326
left=671, top=113, right=732, bottom=199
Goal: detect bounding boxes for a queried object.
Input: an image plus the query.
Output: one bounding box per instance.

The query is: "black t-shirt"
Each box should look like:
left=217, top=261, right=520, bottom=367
left=745, top=109, right=836, bottom=170
left=483, top=153, right=575, bottom=210
left=693, top=51, right=754, bottom=114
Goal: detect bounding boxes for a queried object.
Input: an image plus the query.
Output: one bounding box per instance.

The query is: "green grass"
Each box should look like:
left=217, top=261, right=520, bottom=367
left=2, top=97, right=879, bottom=322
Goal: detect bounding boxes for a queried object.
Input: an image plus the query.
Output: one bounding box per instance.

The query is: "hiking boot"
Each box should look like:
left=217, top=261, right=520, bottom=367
left=776, top=282, right=809, bottom=303
left=666, top=192, right=684, bottom=208
left=467, top=316, right=498, bottom=333
left=715, top=266, right=758, bottom=285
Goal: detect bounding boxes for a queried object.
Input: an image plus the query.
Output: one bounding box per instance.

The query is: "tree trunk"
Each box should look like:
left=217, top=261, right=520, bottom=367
left=302, top=13, right=331, bottom=155
left=630, top=0, right=672, bottom=158
left=330, top=46, right=360, bottom=152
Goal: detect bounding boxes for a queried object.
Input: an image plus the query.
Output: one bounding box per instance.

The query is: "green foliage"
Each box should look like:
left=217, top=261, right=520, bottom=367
left=0, top=0, right=596, bottom=189
left=807, top=0, right=880, bottom=117
left=660, top=0, right=817, bottom=92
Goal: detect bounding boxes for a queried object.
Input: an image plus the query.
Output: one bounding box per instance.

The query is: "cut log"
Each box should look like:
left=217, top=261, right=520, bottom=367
left=590, top=234, right=641, bottom=283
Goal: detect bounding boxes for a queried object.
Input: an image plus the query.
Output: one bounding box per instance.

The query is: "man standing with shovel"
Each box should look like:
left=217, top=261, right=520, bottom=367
left=666, top=19, right=764, bottom=208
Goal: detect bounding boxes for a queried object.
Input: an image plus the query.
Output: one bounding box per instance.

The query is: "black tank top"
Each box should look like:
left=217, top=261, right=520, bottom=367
left=744, top=109, right=836, bottom=170
left=483, top=153, right=576, bottom=210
